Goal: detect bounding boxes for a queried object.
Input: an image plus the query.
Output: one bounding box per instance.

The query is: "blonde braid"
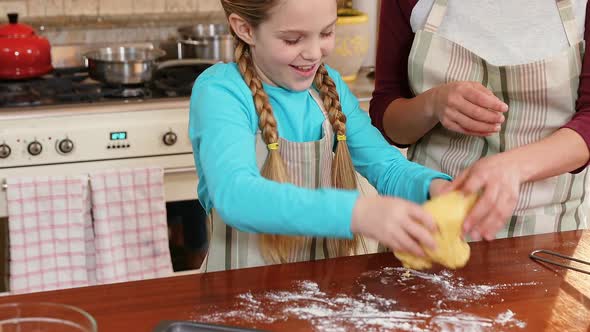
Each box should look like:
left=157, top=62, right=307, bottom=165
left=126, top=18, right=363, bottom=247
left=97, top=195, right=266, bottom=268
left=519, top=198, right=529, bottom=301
left=234, top=38, right=306, bottom=263
left=314, top=64, right=363, bottom=256
left=235, top=41, right=278, bottom=148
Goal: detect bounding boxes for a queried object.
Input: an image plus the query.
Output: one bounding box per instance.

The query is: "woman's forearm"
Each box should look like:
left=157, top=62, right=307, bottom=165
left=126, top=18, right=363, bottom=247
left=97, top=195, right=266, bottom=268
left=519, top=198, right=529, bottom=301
left=507, top=128, right=590, bottom=182
left=383, top=88, right=439, bottom=145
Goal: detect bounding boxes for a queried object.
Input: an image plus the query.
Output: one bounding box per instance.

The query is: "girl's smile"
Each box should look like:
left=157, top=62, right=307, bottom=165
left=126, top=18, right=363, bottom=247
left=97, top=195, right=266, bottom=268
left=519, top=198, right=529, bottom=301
left=289, top=63, right=319, bottom=78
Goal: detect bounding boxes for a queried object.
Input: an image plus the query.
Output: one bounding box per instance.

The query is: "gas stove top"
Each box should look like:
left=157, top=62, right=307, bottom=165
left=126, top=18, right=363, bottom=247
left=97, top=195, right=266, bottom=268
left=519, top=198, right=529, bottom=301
left=0, top=62, right=211, bottom=108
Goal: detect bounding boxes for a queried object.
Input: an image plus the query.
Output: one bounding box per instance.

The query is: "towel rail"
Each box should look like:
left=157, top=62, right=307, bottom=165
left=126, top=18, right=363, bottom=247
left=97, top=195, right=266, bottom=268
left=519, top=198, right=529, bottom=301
left=1, top=166, right=196, bottom=190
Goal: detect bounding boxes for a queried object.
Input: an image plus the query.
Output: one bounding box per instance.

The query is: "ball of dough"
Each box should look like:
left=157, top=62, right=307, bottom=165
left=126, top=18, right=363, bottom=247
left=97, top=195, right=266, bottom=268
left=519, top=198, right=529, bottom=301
left=394, top=191, right=478, bottom=270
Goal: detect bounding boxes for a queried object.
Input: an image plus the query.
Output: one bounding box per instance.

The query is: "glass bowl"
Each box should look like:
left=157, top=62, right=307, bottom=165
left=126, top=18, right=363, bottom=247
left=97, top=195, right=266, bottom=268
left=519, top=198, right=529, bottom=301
left=0, top=302, right=97, bottom=332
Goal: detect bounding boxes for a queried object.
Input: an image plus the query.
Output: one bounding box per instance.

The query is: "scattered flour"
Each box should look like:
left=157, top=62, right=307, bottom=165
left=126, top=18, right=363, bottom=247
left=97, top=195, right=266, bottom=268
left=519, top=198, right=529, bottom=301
left=193, top=268, right=532, bottom=331
left=368, top=267, right=539, bottom=302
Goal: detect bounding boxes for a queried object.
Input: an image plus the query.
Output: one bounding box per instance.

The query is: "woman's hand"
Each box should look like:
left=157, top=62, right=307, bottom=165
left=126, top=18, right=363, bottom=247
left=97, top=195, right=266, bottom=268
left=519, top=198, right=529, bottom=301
left=430, top=81, right=508, bottom=136
left=446, top=154, right=522, bottom=241
left=351, top=196, right=437, bottom=257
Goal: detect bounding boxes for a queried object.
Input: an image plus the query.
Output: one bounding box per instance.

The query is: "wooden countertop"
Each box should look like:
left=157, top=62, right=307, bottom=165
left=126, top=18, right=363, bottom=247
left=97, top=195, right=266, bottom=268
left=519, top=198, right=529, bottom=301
left=1, top=230, right=589, bottom=331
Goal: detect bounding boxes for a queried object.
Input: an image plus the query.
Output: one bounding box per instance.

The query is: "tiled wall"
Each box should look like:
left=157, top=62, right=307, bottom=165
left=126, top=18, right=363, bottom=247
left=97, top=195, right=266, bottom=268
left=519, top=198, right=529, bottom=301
left=0, top=0, right=222, bottom=17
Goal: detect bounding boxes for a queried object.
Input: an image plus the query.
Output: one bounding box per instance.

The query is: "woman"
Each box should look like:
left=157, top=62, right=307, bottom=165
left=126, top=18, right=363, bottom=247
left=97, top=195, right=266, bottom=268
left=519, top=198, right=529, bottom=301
left=370, top=0, right=590, bottom=241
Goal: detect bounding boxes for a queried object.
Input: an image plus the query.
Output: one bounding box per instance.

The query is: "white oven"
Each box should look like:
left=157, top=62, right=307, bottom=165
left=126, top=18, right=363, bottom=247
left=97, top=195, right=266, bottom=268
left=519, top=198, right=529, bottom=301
left=0, top=97, right=207, bottom=292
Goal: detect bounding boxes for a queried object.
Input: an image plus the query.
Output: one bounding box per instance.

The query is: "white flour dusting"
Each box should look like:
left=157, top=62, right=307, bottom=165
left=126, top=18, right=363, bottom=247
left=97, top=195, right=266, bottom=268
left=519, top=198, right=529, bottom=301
left=368, top=267, right=539, bottom=302
left=193, top=268, right=532, bottom=331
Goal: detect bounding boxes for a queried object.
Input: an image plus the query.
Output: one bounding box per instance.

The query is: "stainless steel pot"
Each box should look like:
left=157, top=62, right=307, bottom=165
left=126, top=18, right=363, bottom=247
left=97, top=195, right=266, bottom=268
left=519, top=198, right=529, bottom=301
left=84, top=46, right=166, bottom=85
left=177, top=23, right=234, bottom=62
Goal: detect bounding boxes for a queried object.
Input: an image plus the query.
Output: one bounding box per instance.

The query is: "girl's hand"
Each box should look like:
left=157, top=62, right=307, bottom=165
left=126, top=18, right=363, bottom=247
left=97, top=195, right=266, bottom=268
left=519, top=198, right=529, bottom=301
left=429, top=178, right=451, bottom=198
left=351, top=196, right=437, bottom=257
left=430, top=81, right=508, bottom=136
left=447, top=154, right=521, bottom=241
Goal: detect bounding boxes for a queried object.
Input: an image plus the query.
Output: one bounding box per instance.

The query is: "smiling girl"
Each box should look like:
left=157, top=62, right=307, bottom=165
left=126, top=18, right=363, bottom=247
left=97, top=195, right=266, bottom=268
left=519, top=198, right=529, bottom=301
left=189, top=0, right=451, bottom=272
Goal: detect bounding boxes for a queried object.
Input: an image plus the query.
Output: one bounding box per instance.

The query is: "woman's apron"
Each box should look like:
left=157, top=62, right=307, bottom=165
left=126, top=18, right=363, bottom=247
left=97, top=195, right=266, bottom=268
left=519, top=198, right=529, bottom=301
left=205, top=89, right=377, bottom=272
left=407, top=0, right=588, bottom=238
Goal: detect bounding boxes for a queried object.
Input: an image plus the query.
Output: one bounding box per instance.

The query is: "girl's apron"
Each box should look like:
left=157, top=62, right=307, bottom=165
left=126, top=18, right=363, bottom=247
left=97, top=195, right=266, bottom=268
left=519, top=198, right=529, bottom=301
left=205, top=89, right=377, bottom=272
left=407, top=0, right=588, bottom=238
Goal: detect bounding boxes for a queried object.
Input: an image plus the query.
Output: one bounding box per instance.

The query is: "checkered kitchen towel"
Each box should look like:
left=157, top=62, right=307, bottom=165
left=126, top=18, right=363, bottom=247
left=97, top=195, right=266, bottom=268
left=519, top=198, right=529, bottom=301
left=6, top=176, right=95, bottom=294
left=89, top=167, right=172, bottom=284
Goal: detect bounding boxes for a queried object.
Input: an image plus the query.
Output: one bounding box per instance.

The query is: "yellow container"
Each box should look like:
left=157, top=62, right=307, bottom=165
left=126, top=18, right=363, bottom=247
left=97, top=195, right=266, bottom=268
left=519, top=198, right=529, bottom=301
left=325, top=9, right=370, bottom=82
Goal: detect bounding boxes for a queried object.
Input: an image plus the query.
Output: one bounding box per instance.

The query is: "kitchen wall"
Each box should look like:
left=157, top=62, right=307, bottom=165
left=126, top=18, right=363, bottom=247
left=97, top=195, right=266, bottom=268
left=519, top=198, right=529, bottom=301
left=0, top=0, right=226, bottom=47
left=0, top=0, right=222, bottom=17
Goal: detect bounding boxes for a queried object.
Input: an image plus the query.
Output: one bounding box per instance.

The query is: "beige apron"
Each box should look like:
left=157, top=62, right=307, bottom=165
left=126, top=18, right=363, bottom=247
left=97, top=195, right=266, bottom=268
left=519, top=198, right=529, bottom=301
left=407, top=0, right=588, bottom=238
left=205, top=89, right=377, bottom=272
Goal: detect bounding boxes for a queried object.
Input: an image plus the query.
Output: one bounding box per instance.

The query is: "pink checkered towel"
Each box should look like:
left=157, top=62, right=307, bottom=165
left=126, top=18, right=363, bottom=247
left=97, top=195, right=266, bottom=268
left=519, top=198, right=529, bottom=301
left=6, top=176, right=95, bottom=294
left=89, top=167, right=172, bottom=284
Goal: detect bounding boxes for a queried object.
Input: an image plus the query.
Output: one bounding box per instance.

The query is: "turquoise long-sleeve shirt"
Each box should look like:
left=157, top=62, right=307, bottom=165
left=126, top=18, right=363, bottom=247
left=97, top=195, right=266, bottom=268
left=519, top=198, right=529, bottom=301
left=189, top=63, right=451, bottom=239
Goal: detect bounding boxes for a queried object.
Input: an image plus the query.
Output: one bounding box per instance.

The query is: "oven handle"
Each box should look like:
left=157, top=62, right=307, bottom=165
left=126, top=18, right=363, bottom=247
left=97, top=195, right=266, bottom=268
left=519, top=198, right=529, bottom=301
left=163, top=166, right=196, bottom=174
left=1, top=166, right=196, bottom=190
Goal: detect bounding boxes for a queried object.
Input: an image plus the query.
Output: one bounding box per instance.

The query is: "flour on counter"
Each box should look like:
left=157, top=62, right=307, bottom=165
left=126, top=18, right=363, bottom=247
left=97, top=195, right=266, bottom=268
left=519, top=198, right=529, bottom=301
left=366, top=267, right=539, bottom=302
left=193, top=268, right=530, bottom=331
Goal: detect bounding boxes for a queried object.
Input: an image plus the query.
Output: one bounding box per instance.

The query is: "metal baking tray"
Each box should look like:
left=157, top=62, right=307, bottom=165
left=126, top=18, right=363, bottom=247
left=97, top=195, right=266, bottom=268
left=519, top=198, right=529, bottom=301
left=152, top=321, right=268, bottom=332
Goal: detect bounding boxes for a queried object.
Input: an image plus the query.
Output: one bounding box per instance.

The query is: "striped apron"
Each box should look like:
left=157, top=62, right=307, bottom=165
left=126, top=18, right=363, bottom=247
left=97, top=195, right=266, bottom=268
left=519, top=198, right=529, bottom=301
left=205, top=89, right=377, bottom=272
left=407, top=0, right=588, bottom=238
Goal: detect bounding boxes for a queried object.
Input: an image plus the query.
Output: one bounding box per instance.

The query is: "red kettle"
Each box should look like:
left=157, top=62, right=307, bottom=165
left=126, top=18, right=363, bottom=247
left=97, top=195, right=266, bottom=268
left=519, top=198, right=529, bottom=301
left=0, top=13, right=52, bottom=79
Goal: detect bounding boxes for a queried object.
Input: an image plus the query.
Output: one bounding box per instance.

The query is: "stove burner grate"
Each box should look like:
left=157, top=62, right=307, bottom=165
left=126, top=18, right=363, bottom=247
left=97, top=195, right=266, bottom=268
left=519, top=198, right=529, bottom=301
left=0, top=62, right=213, bottom=108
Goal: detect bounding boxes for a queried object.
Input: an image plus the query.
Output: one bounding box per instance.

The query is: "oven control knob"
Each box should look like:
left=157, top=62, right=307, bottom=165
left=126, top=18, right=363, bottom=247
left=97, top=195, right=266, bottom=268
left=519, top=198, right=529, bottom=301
left=163, top=131, right=178, bottom=146
left=0, top=144, right=10, bottom=159
left=27, top=141, right=43, bottom=156
left=57, top=138, right=74, bottom=154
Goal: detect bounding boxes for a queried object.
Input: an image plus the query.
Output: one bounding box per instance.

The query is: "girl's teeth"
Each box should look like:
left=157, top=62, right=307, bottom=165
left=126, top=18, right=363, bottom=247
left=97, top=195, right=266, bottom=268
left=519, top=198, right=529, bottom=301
left=296, top=65, right=313, bottom=70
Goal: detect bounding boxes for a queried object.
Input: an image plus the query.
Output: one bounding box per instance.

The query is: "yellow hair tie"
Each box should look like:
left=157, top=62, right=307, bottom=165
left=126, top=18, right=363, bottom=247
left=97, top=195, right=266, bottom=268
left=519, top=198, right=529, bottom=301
left=336, top=135, right=347, bottom=141
left=267, top=142, right=279, bottom=150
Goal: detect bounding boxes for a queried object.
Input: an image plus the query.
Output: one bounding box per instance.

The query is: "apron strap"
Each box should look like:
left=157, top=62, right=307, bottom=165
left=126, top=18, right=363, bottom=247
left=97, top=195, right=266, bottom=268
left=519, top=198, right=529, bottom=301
left=556, top=0, right=580, bottom=46
left=308, top=88, right=335, bottom=143
left=423, top=0, right=449, bottom=33
left=308, top=88, right=328, bottom=118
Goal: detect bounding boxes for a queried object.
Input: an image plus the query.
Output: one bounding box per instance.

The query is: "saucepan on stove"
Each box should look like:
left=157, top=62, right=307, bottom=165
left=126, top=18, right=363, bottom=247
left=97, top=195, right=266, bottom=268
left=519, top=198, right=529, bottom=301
left=83, top=46, right=166, bottom=85
left=0, top=13, right=53, bottom=80
left=177, top=23, right=234, bottom=62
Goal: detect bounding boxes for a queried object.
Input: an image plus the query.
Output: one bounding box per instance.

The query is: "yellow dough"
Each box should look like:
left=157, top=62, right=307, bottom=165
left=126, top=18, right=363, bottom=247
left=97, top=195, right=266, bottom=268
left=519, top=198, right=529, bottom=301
left=394, top=191, right=478, bottom=270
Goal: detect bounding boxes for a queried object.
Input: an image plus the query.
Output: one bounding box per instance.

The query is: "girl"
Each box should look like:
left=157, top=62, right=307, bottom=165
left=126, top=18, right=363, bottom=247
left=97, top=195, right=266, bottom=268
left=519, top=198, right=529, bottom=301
left=189, top=0, right=451, bottom=272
